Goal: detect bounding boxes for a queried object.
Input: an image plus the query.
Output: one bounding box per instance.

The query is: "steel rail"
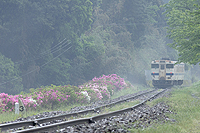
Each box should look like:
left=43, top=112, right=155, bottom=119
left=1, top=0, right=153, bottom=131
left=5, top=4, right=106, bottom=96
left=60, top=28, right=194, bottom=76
left=0, top=89, right=156, bottom=132
left=91, top=89, right=166, bottom=122
left=13, top=89, right=166, bottom=133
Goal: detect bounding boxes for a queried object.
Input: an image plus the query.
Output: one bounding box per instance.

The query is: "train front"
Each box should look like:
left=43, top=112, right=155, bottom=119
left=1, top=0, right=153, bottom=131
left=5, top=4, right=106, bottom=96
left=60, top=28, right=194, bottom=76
left=151, top=58, right=174, bottom=88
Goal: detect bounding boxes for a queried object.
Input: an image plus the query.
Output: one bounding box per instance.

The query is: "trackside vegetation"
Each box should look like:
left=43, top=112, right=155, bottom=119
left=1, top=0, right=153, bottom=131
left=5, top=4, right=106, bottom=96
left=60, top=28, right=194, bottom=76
left=130, top=82, right=200, bottom=133
left=0, top=74, right=149, bottom=123
left=163, top=0, right=200, bottom=65
left=0, top=74, right=129, bottom=113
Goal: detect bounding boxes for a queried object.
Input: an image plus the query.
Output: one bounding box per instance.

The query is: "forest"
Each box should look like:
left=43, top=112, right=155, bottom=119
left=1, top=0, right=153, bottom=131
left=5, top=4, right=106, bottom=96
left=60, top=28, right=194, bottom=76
left=0, top=0, right=199, bottom=94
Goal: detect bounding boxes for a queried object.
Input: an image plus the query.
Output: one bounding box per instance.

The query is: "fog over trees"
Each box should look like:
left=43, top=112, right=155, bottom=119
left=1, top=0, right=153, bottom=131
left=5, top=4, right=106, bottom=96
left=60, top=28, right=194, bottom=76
left=0, top=0, right=199, bottom=94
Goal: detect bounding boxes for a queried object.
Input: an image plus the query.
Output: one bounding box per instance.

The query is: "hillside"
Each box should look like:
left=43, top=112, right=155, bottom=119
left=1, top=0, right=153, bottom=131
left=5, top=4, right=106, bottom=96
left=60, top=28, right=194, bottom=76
left=0, top=0, right=177, bottom=94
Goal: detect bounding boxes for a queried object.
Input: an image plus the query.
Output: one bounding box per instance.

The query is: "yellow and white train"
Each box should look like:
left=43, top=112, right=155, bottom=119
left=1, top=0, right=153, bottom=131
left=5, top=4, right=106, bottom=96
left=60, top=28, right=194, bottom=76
left=151, top=58, right=185, bottom=88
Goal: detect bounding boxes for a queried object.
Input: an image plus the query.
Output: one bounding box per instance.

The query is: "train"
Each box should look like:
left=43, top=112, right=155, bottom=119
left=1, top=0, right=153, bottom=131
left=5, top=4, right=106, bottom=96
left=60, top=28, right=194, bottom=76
left=151, top=58, right=185, bottom=88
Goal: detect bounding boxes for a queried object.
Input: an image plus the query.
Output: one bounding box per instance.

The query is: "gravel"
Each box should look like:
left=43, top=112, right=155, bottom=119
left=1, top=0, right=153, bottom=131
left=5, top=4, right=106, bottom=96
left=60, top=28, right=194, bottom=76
left=4, top=89, right=176, bottom=133
left=3, top=89, right=152, bottom=124
left=51, top=102, right=175, bottom=133
left=51, top=89, right=176, bottom=133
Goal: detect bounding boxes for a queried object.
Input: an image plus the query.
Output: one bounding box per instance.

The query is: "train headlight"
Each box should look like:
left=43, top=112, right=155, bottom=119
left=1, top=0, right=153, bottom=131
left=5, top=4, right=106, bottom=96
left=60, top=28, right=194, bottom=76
left=170, top=72, right=173, bottom=77
left=153, top=72, right=155, bottom=78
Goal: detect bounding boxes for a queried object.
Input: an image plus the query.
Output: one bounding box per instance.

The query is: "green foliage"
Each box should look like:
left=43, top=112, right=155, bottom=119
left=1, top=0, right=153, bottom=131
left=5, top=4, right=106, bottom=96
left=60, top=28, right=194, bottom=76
left=0, top=0, right=93, bottom=91
left=0, top=53, right=23, bottom=94
left=89, top=0, right=175, bottom=84
left=121, top=0, right=147, bottom=47
left=163, top=0, right=200, bottom=65
left=0, top=0, right=179, bottom=92
left=69, top=33, right=106, bottom=85
left=36, top=58, right=70, bottom=87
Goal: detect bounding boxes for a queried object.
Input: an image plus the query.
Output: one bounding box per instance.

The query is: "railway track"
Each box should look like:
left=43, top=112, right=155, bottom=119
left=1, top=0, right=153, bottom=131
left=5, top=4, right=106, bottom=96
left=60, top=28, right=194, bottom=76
left=0, top=89, right=167, bottom=133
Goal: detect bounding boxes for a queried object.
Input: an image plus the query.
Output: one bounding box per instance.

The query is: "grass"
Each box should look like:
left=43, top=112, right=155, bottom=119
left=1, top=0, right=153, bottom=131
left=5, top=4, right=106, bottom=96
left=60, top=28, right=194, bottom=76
left=129, top=82, right=200, bottom=133
left=78, top=100, right=141, bottom=119
left=0, top=103, right=84, bottom=123
left=103, top=100, right=140, bottom=113
left=0, top=84, right=151, bottom=123
left=111, top=84, right=152, bottom=99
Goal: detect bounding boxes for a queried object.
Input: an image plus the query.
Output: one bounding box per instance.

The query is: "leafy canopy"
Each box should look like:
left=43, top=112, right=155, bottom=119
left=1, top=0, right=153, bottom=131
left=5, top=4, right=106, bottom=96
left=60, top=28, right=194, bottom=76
left=0, top=53, right=23, bottom=94
left=163, top=0, right=200, bottom=65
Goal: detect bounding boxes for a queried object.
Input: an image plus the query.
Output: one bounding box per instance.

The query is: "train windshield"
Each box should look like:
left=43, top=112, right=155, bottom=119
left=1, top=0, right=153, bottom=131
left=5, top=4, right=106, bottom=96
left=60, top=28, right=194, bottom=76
left=161, top=64, right=165, bottom=70
left=151, top=64, right=159, bottom=68
left=166, top=64, right=174, bottom=68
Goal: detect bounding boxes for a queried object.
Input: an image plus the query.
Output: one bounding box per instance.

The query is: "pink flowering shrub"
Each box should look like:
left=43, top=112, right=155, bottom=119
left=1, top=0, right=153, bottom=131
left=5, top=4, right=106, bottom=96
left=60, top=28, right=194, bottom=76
left=74, top=91, right=90, bottom=103
left=79, top=74, right=130, bottom=100
left=0, top=85, right=79, bottom=113
left=0, top=93, right=36, bottom=113
left=0, top=74, right=131, bottom=113
left=29, top=85, right=79, bottom=109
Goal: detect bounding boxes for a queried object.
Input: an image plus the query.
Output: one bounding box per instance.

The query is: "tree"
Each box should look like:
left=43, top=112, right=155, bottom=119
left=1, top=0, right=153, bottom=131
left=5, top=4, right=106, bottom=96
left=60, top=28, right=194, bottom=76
left=0, top=53, right=23, bottom=94
left=83, top=0, right=174, bottom=84
left=163, top=0, right=200, bottom=65
left=0, top=0, right=93, bottom=90
left=69, top=34, right=106, bottom=85
left=0, top=0, right=178, bottom=89
left=162, top=0, right=170, bottom=3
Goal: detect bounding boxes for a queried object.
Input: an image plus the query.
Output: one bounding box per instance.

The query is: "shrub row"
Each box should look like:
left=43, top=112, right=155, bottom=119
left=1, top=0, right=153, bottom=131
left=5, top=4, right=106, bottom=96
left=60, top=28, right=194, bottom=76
left=0, top=74, right=131, bottom=113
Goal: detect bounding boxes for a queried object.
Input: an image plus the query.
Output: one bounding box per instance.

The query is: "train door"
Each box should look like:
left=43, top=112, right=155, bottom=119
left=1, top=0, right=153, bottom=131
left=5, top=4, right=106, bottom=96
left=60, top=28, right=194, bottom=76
left=159, top=64, right=166, bottom=80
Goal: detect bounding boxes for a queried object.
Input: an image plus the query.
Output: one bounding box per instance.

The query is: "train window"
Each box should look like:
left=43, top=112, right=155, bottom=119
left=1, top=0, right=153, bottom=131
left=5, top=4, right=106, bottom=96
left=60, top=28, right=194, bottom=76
left=160, top=61, right=165, bottom=63
left=161, top=64, right=165, bottom=70
left=151, top=64, right=159, bottom=68
left=166, top=64, right=174, bottom=68
left=177, top=66, right=184, bottom=72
